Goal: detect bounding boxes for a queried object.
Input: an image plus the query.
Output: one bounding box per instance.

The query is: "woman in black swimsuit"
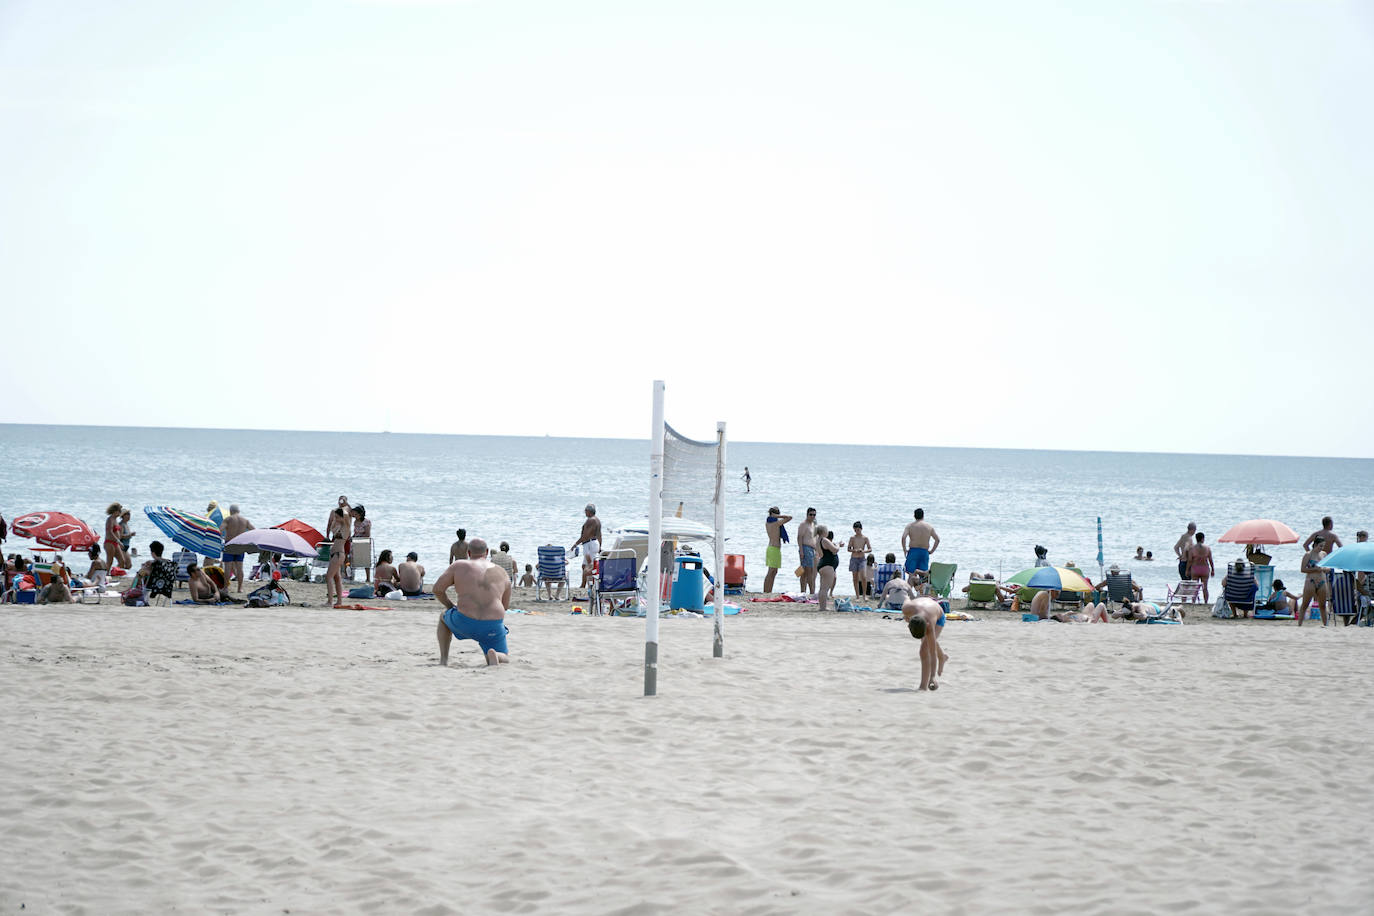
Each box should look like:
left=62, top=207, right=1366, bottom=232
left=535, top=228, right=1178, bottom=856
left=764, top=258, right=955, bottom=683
left=816, top=525, right=841, bottom=612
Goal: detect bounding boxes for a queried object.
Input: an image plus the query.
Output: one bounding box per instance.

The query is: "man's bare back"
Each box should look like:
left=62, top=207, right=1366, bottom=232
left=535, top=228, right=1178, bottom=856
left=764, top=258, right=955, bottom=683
left=398, top=557, right=426, bottom=593
left=222, top=512, right=253, bottom=540
left=902, top=520, right=937, bottom=551
left=436, top=558, right=510, bottom=620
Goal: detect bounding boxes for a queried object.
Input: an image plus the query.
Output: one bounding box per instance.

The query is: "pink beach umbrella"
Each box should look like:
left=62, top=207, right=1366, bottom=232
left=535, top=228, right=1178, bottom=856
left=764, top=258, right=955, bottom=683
left=1217, top=519, right=1299, bottom=545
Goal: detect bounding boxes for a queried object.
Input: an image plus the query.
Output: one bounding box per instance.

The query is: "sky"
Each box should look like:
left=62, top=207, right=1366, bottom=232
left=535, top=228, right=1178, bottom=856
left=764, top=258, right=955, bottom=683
left=2, top=0, right=1371, bottom=457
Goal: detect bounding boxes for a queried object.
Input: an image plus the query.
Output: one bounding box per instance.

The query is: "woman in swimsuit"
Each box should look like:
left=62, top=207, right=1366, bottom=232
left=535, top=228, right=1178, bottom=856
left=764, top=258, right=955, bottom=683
left=1187, top=531, right=1214, bottom=603
left=103, top=503, right=124, bottom=573
left=1296, top=541, right=1330, bottom=627
left=815, top=525, right=841, bottom=613
left=117, top=509, right=135, bottom=568
left=324, top=497, right=352, bottom=606
left=351, top=505, right=372, bottom=583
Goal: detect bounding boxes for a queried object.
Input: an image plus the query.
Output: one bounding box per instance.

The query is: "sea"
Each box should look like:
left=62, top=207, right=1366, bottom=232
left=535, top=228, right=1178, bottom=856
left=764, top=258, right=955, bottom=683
left=1, top=424, right=1370, bottom=602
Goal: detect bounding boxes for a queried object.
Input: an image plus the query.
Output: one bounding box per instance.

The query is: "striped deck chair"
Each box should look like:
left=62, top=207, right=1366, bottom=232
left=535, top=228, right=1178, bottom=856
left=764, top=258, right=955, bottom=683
left=172, top=550, right=197, bottom=588
left=535, top=545, right=569, bottom=601
left=874, top=562, right=902, bottom=595
left=1222, top=568, right=1258, bottom=617
left=1327, top=569, right=1360, bottom=626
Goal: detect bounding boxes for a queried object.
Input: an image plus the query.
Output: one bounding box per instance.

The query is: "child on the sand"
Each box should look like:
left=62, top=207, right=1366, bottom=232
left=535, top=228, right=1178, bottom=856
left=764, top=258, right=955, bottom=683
left=518, top=564, right=535, bottom=588
left=902, top=596, right=948, bottom=691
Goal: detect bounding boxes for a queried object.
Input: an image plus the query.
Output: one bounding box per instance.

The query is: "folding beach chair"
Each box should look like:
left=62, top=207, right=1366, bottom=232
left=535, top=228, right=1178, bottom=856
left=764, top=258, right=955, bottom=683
left=1054, top=590, right=1084, bottom=611
left=723, top=554, right=747, bottom=595
left=1327, top=569, right=1360, bottom=626
left=964, top=579, right=1001, bottom=609
left=591, top=549, right=639, bottom=616
left=1162, top=579, right=1202, bottom=614
left=535, top=544, right=569, bottom=601
left=1222, top=567, right=1258, bottom=617
left=147, top=557, right=178, bottom=606
left=1252, top=564, right=1275, bottom=608
left=347, top=538, right=372, bottom=581
left=309, top=541, right=332, bottom=582
left=172, top=550, right=197, bottom=588
left=874, top=562, right=902, bottom=595
left=927, top=562, right=957, bottom=599
left=1104, top=572, right=1141, bottom=604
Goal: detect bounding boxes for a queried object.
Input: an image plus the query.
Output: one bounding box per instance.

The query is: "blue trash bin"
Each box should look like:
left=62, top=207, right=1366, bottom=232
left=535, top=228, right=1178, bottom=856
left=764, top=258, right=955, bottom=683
left=670, top=555, right=706, bottom=611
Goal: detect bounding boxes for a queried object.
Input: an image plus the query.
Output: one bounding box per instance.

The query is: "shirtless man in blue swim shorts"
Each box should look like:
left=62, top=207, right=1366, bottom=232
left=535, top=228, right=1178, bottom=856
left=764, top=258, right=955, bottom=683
left=901, top=508, right=940, bottom=590
left=434, top=538, right=512, bottom=667
left=902, top=596, right=949, bottom=691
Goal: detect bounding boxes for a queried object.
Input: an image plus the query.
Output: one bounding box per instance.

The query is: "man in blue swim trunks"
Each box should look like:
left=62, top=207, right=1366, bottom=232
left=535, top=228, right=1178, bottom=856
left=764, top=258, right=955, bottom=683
left=902, top=596, right=948, bottom=691
left=901, top=508, right=940, bottom=591
left=434, top=537, right=512, bottom=667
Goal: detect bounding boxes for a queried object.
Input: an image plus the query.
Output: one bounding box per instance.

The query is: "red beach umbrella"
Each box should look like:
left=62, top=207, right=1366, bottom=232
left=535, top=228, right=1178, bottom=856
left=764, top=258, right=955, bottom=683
left=10, top=511, right=100, bottom=550
left=272, top=518, right=324, bottom=548
left=1217, top=519, right=1299, bottom=545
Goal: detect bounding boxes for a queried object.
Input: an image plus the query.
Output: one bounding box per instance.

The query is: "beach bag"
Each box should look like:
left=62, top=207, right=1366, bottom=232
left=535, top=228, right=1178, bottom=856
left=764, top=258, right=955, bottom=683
left=246, top=583, right=290, bottom=608
left=121, top=585, right=145, bottom=607
left=1211, top=594, right=1230, bottom=618
left=348, top=586, right=373, bottom=598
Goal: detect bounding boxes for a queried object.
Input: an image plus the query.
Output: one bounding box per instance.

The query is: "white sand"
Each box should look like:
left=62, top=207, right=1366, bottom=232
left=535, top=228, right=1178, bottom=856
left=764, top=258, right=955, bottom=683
left=3, top=602, right=1371, bottom=913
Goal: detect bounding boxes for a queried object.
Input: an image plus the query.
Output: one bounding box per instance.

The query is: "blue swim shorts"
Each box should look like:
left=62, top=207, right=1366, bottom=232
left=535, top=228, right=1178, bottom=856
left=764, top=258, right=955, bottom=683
left=442, top=607, right=510, bottom=654
left=223, top=553, right=245, bottom=563
left=905, top=548, right=930, bottom=573
left=800, top=545, right=816, bottom=568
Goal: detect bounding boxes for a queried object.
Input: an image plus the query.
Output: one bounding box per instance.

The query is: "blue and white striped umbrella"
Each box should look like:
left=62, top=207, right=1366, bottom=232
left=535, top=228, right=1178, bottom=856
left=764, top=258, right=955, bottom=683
left=144, top=506, right=225, bottom=560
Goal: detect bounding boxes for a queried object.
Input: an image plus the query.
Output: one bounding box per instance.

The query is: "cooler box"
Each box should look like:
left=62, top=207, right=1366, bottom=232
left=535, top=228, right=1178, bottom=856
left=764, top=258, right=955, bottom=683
left=670, top=556, right=706, bottom=611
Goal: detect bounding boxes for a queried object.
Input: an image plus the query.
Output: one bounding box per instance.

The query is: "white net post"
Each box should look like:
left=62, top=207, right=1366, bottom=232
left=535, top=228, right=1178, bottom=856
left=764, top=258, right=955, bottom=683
left=644, top=381, right=665, bottom=697
left=712, top=422, right=726, bottom=658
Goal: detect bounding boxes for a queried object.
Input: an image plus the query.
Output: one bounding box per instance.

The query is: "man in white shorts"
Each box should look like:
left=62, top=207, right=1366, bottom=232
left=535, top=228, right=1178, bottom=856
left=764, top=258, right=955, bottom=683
left=571, top=503, right=602, bottom=591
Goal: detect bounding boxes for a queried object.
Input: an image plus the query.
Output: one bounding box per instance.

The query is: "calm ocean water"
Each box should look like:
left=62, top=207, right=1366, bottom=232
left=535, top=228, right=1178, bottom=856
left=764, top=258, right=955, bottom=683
left=1, top=424, right=1370, bottom=601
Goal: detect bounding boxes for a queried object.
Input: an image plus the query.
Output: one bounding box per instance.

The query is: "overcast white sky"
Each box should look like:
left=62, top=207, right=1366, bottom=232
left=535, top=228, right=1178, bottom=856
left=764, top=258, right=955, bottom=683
left=2, top=1, right=1370, bottom=456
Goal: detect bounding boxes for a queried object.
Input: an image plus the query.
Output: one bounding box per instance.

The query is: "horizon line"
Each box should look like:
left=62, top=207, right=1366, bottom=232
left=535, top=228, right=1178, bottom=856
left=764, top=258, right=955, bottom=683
left=1, top=421, right=1368, bottom=463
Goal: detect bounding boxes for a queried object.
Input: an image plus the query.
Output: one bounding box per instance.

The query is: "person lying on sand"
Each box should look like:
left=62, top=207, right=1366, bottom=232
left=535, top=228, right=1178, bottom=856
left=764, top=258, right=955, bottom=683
left=902, top=596, right=948, bottom=691
left=187, top=563, right=229, bottom=604
left=435, top=538, right=511, bottom=668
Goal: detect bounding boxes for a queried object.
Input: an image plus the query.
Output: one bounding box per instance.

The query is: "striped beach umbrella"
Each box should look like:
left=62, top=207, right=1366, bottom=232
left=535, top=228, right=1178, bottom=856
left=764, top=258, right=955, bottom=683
left=144, top=506, right=225, bottom=560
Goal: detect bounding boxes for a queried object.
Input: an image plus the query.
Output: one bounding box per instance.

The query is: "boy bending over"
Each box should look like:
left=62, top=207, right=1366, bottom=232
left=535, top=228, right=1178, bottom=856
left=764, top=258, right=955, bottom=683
left=903, top=596, right=948, bottom=691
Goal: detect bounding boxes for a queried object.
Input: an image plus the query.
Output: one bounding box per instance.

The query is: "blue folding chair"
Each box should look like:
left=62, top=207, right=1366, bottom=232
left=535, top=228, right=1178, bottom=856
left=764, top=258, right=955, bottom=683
left=535, top=544, right=568, bottom=601
left=592, top=549, right=639, bottom=616
left=1328, top=569, right=1360, bottom=626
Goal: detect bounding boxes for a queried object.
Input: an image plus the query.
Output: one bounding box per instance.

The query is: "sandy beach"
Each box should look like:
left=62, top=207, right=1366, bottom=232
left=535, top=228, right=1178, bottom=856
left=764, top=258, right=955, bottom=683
left=2, top=584, right=1371, bottom=914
